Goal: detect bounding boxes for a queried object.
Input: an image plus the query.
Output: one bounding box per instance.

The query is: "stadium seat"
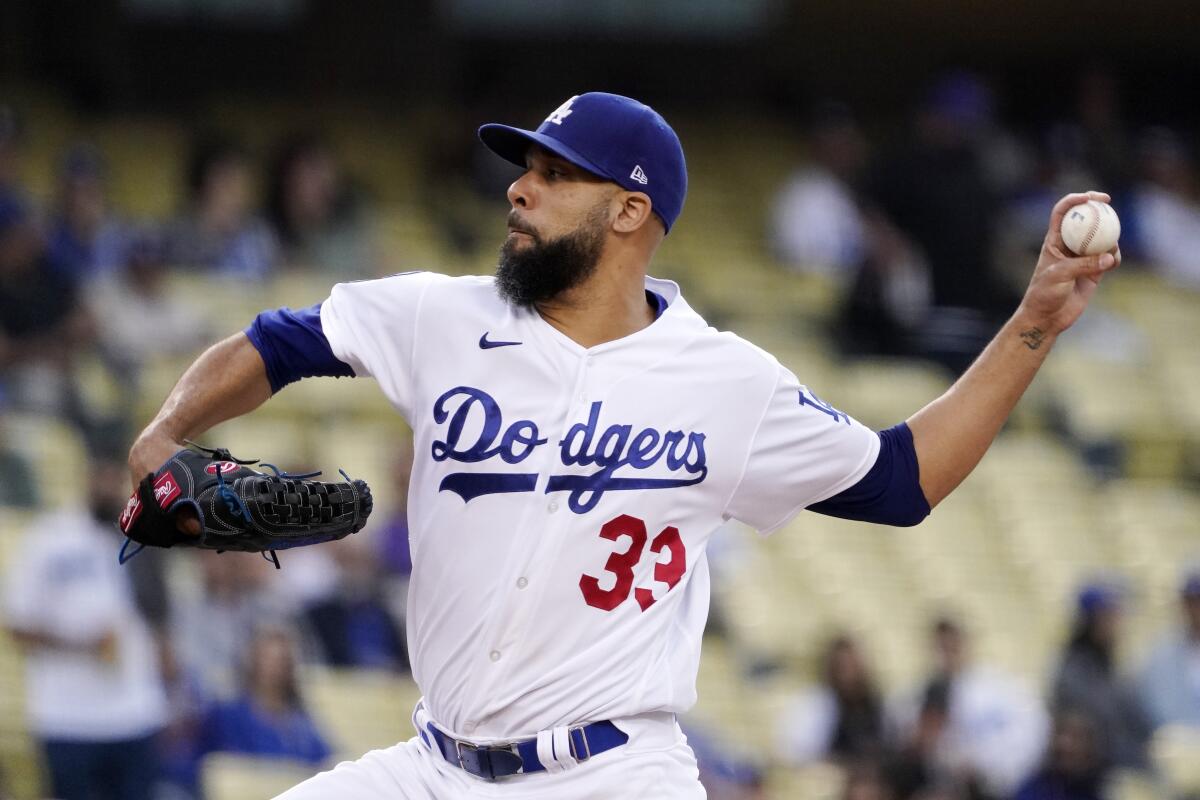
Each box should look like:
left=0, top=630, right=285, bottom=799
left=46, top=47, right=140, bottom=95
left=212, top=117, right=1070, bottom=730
left=201, top=753, right=319, bottom=800
left=1151, top=725, right=1200, bottom=798
left=301, top=666, right=420, bottom=759
left=0, top=414, right=87, bottom=510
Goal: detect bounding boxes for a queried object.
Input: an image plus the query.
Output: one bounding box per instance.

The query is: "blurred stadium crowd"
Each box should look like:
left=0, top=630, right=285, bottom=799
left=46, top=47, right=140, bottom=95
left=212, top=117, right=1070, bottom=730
left=0, top=63, right=1198, bottom=800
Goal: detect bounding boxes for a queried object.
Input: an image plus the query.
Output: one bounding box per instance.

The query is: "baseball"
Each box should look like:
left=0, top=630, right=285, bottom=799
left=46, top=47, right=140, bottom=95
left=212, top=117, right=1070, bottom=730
left=1060, top=199, right=1121, bottom=256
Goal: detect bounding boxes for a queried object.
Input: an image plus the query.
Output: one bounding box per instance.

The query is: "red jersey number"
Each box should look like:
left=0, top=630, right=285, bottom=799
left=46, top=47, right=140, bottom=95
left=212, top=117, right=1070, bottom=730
left=579, top=514, right=687, bottom=612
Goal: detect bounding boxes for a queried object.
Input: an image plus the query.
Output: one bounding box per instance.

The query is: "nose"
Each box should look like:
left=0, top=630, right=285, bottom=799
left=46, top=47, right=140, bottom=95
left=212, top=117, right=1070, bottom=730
left=507, top=171, right=532, bottom=209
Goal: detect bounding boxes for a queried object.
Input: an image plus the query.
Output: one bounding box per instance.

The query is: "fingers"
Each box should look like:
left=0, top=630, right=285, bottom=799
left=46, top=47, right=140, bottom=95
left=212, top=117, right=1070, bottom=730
left=1044, top=251, right=1118, bottom=283
left=1046, top=190, right=1113, bottom=247
left=174, top=506, right=202, bottom=537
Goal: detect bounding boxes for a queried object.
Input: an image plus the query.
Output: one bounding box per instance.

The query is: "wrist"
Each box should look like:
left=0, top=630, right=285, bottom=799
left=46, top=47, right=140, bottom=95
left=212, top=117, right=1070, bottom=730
left=1009, top=310, right=1060, bottom=353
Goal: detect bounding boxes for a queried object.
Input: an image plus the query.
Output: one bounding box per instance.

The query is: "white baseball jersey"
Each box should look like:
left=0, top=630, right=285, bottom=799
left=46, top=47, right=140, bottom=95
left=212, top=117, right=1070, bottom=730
left=319, top=271, right=879, bottom=741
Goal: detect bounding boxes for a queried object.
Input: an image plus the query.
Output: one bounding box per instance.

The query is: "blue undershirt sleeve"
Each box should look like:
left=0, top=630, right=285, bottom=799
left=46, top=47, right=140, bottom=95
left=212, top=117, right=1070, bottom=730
left=244, top=303, right=355, bottom=394
left=806, top=421, right=931, bottom=527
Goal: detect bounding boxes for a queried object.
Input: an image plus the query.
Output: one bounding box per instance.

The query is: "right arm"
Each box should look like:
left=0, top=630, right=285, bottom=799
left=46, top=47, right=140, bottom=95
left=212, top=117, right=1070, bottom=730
left=128, top=332, right=271, bottom=488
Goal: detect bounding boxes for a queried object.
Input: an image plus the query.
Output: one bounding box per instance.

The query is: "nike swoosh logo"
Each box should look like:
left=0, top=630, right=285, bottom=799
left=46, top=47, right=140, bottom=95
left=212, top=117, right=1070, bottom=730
left=479, top=333, right=522, bottom=349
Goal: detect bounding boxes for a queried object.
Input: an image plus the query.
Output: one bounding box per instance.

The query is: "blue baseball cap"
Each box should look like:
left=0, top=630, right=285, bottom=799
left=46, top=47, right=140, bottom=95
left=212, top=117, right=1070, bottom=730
left=1077, top=582, right=1123, bottom=615
left=478, top=92, right=687, bottom=233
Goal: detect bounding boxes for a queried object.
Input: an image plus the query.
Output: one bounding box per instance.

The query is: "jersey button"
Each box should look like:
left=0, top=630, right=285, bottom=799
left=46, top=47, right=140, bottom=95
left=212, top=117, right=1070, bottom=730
left=489, top=650, right=502, bottom=662
left=548, top=501, right=558, bottom=513
left=516, top=577, right=528, bottom=589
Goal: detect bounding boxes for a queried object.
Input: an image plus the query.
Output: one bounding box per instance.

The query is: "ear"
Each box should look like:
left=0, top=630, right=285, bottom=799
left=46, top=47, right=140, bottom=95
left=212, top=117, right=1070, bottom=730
left=611, top=192, right=654, bottom=234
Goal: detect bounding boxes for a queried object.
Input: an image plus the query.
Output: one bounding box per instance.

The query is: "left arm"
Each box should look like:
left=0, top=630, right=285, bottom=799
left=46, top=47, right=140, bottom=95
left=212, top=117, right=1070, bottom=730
left=907, top=191, right=1120, bottom=507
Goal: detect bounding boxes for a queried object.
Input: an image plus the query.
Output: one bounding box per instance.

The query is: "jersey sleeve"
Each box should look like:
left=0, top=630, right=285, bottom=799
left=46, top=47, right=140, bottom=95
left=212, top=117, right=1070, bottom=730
left=319, top=271, right=438, bottom=420
left=724, top=365, right=880, bottom=534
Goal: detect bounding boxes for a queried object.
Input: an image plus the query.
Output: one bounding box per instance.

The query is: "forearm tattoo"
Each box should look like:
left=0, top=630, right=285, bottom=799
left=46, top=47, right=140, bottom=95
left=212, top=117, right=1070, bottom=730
left=1019, top=327, right=1046, bottom=351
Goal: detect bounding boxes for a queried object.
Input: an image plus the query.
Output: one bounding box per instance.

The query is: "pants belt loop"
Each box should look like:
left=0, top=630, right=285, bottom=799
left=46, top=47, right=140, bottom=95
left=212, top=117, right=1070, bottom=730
left=550, top=725, right=578, bottom=772
left=535, top=730, right=562, bottom=774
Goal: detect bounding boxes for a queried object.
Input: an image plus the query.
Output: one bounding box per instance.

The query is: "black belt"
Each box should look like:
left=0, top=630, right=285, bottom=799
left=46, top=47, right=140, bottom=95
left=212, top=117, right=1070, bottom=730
left=420, top=718, right=629, bottom=782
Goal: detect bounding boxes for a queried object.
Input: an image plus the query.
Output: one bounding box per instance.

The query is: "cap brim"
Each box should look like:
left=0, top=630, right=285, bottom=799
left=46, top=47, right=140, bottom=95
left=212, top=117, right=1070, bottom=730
left=477, top=124, right=615, bottom=184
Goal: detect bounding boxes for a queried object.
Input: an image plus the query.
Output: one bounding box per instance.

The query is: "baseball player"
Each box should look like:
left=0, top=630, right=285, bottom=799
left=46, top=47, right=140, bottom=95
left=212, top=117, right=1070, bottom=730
left=127, top=93, right=1120, bottom=798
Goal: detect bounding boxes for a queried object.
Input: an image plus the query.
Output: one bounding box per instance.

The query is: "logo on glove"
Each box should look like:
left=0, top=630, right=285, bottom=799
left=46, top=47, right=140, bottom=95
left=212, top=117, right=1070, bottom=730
left=205, top=461, right=242, bottom=476
left=119, top=471, right=183, bottom=533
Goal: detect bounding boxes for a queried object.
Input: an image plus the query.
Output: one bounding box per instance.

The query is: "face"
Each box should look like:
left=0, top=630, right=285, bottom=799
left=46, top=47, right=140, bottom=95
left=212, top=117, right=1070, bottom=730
left=1091, top=607, right=1120, bottom=648
left=935, top=626, right=965, bottom=673
left=250, top=631, right=295, bottom=687
left=63, top=174, right=106, bottom=230
left=204, top=157, right=251, bottom=224
left=829, top=641, right=867, bottom=693
left=89, top=461, right=129, bottom=523
left=1184, top=596, right=1200, bottom=636
left=1049, top=711, right=1097, bottom=777
left=287, top=149, right=338, bottom=224
left=496, top=147, right=616, bottom=308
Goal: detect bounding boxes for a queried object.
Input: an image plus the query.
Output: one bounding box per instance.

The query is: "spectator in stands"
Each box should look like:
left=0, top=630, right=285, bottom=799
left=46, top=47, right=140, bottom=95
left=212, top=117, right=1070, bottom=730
left=164, top=135, right=277, bottom=278
left=0, top=419, right=38, bottom=508
left=45, top=143, right=131, bottom=281
left=1051, top=583, right=1153, bottom=771
left=1071, top=66, right=1133, bottom=202
left=200, top=625, right=332, bottom=766
left=266, top=132, right=374, bottom=275
left=172, top=550, right=290, bottom=699
left=884, top=679, right=987, bottom=800
left=778, top=633, right=886, bottom=765
left=685, top=722, right=767, bottom=799
left=304, top=535, right=408, bottom=672
left=2, top=458, right=168, bottom=800
left=89, top=230, right=209, bottom=380
left=911, top=617, right=1047, bottom=798
left=1138, top=570, right=1200, bottom=729
left=1011, top=709, right=1106, bottom=800
left=867, top=72, right=1020, bottom=373
left=1127, top=127, right=1200, bottom=291
left=844, top=762, right=895, bottom=800
left=0, top=105, right=26, bottom=209
left=770, top=102, right=869, bottom=279
left=0, top=194, right=94, bottom=419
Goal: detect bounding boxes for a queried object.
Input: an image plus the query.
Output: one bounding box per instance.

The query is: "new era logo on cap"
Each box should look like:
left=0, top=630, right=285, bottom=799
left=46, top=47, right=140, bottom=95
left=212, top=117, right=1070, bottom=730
left=478, top=92, right=688, bottom=232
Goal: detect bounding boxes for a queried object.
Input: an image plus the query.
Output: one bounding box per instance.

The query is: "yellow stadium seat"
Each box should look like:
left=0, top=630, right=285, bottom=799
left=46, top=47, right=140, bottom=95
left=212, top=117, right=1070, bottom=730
left=0, top=414, right=87, bottom=510
left=767, top=762, right=845, bottom=800
left=1151, top=725, right=1200, bottom=798
left=301, top=667, right=420, bottom=759
left=201, top=753, right=319, bottom=800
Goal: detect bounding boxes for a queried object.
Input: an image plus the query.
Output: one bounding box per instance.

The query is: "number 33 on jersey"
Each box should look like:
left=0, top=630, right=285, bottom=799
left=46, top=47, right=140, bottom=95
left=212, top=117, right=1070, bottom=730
left=318, top=270, right=880, bottom=739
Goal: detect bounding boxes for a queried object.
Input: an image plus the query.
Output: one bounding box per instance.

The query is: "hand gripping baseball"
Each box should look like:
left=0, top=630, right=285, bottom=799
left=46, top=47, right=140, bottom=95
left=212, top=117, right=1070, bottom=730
left=1018, top=191, right=1121, bottom=337
left=117, top=443, right=373, bottom=568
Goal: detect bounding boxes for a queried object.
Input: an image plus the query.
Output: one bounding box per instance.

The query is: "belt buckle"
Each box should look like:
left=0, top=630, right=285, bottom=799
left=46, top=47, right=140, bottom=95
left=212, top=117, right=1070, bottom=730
left=457, top=739, right=521, bottom=782
left=455, top=740, right=488, bottom=779
left=568, top=725, right=592, bottom=762
left=455, top=739, right=477, bottom=768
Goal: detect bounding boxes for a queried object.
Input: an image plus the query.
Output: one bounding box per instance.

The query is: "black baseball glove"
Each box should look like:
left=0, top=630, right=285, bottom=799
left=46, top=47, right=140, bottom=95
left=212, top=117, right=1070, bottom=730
left=118, top=443, right=373, bottom=568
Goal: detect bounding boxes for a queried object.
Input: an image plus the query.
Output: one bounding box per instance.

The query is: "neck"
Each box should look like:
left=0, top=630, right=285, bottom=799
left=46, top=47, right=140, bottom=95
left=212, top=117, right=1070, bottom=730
left=534, top=262, right=655, bottom=348
left=253, top=688, right=290, bottom=714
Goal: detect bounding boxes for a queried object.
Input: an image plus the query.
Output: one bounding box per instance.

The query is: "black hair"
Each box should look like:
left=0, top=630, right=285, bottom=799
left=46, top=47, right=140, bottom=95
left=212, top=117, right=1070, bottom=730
left=265, top=131, right=330, bottom=247
left=186, top=134, right=249, bottom=203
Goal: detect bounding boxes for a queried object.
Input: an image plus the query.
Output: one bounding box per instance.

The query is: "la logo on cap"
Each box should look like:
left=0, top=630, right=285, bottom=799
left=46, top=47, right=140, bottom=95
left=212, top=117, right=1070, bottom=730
left=545, top=96, right=578, bottom=126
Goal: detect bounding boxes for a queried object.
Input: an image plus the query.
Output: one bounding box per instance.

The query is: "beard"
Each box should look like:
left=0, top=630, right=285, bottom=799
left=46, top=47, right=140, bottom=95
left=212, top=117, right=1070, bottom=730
left=495, top=206, right=608, bottom=309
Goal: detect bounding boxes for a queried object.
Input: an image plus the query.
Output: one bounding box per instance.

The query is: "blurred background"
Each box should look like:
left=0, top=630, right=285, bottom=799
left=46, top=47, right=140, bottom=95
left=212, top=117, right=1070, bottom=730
left=1, top=1, right=1200, bottom=798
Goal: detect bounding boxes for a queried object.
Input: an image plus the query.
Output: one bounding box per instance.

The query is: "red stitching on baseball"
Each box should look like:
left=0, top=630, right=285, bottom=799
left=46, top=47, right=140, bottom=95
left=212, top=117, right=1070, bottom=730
left=1079, top=203, right=1100, bottom=253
